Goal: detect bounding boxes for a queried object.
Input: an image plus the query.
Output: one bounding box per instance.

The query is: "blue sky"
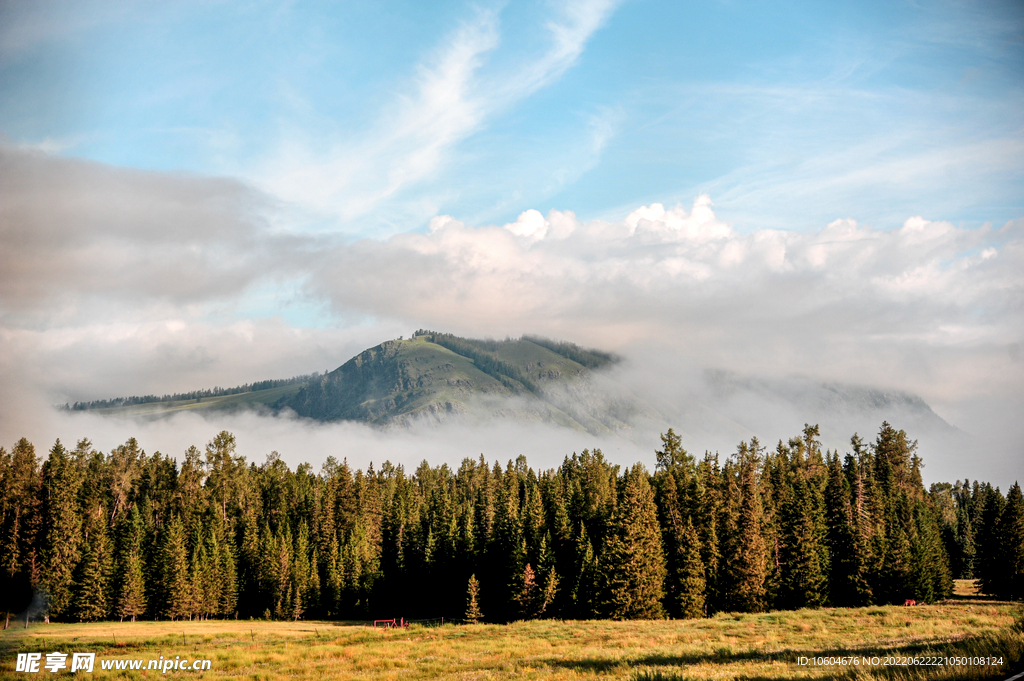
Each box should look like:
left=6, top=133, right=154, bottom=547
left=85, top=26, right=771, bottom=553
left=2, top=0, right=1021, bottom=235
left=1, top=0, right=1022, bottom=481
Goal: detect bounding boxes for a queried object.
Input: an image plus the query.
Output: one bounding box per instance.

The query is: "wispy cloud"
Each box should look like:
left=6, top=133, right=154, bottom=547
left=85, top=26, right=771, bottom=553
left=255, top=0, right=620, bottom=231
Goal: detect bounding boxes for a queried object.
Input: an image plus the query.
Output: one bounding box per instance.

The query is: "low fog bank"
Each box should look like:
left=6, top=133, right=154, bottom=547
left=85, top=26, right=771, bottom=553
left=4, top=347, right=1018, bottom=487
left=7, top=407, right=659, bottom=476
left=2, top=147, right=1020, bottom=485
left=600, top=344, right=1022, bottom=487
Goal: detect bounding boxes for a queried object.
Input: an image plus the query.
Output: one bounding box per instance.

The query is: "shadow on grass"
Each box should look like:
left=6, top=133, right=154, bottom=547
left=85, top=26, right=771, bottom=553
left=545, top=631, right=1023, bottom=681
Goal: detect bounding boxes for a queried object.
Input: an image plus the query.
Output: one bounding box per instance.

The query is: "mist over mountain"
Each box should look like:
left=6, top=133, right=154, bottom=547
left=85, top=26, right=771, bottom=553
left=644, top=368, right=962, bottom=459
left=70, top=332, right=961, bottom=466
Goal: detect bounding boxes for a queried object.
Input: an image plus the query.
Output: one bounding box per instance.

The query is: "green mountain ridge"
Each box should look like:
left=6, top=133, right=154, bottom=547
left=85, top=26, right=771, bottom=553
left=68, top=332, right=638, bottom=434
left=279, top=332, right=635, bottom=433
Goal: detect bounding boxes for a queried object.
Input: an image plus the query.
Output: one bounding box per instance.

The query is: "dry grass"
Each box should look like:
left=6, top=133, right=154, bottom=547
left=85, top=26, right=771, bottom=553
left=0, top=599, right=1020, bottom=680
left=953, top=580, right=983, bottom=598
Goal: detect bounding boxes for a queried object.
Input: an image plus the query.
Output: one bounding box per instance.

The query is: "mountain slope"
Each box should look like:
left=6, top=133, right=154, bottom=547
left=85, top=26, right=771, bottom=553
left=278, top=333, right=633, bottom=432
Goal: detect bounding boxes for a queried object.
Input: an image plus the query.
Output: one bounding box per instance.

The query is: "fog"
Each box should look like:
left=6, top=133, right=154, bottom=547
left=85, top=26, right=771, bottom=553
left=1, top=145, right=1021, bottom=486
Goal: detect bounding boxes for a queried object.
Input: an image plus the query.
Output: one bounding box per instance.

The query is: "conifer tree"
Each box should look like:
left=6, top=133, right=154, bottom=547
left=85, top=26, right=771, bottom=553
left=994, top=482, right=1024, bottom=599
left=40, top=439, right=83, bottom=619
left=490, top=462, right=525, bottom=621
left=73, top=509, right=113, bottom=622
left=952, top=481, right=976, bottom=578
left=675, top=517, right=706, bottom=618
left=1, top=438, right=41, bottom=618
left=161, top=516, right=191, bottom=620
left=696, top=453, right=721, bottom=613
left=724, top=440, right=768, bottom=612
left=465, top=574, right=483, bottom=623
left=205, top=431, right=245, bottom=524
left=599, top=465, right=665, bottom=619
left=780, top=467, right=828, bottom=608
left=115, top=507, right=147, bottom=622
left=570, top=524, right=599, bottom=618
left=975, top=484, right=1005, bottom=596
left=841, top=447, right=875, bottom=605
left=516, top=563, right=538, bottom=619
left=536, top=564, right=559, bottom=618
left=825, top=453, right=861, bottom=606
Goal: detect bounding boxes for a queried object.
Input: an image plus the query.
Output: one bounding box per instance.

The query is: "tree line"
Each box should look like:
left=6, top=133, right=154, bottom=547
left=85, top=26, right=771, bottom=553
left=0, top=422, right=1021, bottom=625
left=64, top=373, right=321, bottom=411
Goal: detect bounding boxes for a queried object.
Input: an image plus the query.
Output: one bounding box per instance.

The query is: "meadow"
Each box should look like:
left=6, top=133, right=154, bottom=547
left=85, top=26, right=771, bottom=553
left=1, top=584, right=1021, bottom=681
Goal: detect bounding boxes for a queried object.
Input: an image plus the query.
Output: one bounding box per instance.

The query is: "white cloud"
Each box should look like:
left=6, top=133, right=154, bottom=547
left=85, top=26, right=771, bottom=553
left=2, top=144, right=1021, bottom=483
left=311, top=198, right=1024, bottom=411
left=504, top=208, right=548, bottom=240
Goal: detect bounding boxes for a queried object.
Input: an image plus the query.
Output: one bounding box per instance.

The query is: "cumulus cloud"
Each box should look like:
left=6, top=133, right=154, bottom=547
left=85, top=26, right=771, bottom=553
left=312, top=196, right=1023, bottom=400
left=2, top=144, right=1021, bottom=483
left=304, top=195, right=1024, bottom=482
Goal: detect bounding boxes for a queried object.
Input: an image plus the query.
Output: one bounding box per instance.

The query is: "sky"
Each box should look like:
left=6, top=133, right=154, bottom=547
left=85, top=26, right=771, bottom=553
left=0, top=0, right=1022, bottom=484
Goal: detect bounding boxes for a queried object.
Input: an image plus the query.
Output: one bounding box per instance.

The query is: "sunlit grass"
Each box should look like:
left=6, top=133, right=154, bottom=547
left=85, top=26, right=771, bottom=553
left=1, top=599, right=1020, bottom=680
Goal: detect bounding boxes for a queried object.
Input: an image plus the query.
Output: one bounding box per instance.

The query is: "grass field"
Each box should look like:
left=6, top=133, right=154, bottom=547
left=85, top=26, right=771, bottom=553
left=1, top=584, right=1020, bottom=680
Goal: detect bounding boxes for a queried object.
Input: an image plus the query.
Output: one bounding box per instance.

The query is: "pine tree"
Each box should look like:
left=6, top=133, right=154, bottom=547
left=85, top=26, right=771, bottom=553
left=115, top=507, right=147, bottom=621
left=825, top=453, right=860, bottom=606
left=724, top=440, right=768, bottom=613
left=975, top=484, right=1005, bottom=596
left=841, top=448, right=874, bottom=605
left=537, top=569, right=558, bottom=619
left=73, top=509, right=113, bottom=622
left=995, top=482, right=1024, bottom=599
left=219, top=528, right=238, bottom=617
left=40, top=439, right=83, bottom=620
left=465, top=574, right=483, bottom=623
left=515, top=563, right=538, bottom=619
left=675, top=517, right=706, bottom=618
left=489, top=462, right=524, bottom=621
left=696, top=453, right=721, bottom=614
left=780, top=467, right=828, bottom=608
left=599, top=465, right=665, bottom=619
left=161, top=516, right=191, bottom=620
left=654, top=458, right=706, bottom=619
left=570, top=524, right=599, bottom=618
left=205, top=431, right=245, bottom=524
left=1, top=438, right=42, bottom=620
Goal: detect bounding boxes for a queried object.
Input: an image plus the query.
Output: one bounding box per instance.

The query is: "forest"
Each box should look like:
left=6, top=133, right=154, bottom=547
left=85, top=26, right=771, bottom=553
left=0, top=422, right=1021, bottom=626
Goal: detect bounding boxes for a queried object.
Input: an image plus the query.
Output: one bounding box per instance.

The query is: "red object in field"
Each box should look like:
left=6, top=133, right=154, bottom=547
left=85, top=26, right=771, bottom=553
left=372, top=618, right=408, bottom=628
left=903, top=599, right=917, bottom=606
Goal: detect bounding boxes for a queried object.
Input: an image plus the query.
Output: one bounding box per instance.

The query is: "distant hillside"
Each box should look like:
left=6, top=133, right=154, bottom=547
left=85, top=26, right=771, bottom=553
left=68, top=333, right=958, bottom=448
left=278, top=332, right=636, bottom=432
left=66, top=373, right=318, bottom=412
left=68, top=333, right=637, bottom=433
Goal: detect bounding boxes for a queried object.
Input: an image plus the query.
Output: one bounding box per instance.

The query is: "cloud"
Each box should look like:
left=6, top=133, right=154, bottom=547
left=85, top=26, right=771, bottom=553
left=2, top=144, right=1021, bottom=484
left=254, top=0, right=621, bottom=229
left=0, top=143, right=307, bottom=321
left=313, top=197, right=1021, bottom=370
left=303, top=197, right=1022, bottom=482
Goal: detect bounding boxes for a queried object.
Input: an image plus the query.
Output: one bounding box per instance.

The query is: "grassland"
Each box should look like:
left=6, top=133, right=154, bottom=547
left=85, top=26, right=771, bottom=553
left=2, top=586, right=1020, bottom=680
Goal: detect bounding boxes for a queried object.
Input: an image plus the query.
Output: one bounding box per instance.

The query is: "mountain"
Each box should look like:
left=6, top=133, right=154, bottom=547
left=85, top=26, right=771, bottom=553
left=277, top=331, right=649, bottom=433
left=67, top=331, right=960, bottom=450
left=67, top=332, right=654, bottom=435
